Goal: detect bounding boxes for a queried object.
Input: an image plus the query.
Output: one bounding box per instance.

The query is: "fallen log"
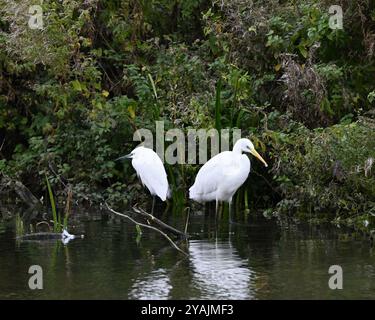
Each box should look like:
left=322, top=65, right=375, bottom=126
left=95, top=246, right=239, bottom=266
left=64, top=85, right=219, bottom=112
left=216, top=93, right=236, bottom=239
left=13, top=180, right=41, bottom=209
left=17, top=232, right=62, bottom=241
left=0, top=175, right=42, bottom=221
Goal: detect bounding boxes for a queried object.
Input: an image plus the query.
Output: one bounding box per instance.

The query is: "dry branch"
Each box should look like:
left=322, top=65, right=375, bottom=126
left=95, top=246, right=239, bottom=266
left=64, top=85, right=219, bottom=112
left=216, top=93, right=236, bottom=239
left=105, top=202, right=189, bottom=256
left=132, top=205, right=188, bottom=238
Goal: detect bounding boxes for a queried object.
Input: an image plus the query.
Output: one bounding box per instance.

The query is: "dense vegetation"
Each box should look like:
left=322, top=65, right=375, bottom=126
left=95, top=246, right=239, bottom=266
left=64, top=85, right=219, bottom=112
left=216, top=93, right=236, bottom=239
left=0, top=0, right=374, bottom=228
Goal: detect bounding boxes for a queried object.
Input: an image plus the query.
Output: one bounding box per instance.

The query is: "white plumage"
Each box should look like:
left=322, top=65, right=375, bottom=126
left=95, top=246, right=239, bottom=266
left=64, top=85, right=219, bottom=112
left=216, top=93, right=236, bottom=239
left=189, top=138, right=268, bottom=212
left=129, top=146, right=169, bottom=201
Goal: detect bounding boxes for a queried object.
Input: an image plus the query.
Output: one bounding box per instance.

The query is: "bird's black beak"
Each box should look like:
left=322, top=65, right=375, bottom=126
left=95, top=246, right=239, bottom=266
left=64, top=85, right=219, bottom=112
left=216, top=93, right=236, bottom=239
left=115, top=153, right=132, bottom=161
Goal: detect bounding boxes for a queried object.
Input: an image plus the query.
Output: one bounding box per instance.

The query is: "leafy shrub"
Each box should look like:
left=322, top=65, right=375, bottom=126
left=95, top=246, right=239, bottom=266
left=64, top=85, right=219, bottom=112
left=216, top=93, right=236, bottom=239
left=270, top=120, right=375, bottom=226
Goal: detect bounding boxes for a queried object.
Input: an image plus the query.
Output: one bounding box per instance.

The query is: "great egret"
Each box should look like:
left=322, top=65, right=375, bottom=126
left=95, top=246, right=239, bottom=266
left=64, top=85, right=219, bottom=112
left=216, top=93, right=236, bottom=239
left=116, top=146, right=169, bottom=214
left=189, top=138, right=268, bottom=221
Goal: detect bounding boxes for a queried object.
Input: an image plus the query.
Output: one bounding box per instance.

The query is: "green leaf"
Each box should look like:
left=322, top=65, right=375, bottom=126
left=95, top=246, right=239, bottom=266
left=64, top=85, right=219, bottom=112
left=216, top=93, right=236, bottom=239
left=298, top=45, right=308, bottom=58
left=71, top=80, right=82, bottom=92
left=136, top=224, right=142, bottom=236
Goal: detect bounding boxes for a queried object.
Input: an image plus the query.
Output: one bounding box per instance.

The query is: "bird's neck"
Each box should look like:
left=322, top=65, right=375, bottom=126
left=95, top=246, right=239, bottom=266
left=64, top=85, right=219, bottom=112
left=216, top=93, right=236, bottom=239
left=232, top=144, right=243, bottom=154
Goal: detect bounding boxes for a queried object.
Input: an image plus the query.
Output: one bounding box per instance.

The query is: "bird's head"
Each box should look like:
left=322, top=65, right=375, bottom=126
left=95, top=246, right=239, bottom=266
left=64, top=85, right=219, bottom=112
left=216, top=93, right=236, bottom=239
left=234, top=138, right=268, bottom=168
left=115, top=146, right=143, bottom=161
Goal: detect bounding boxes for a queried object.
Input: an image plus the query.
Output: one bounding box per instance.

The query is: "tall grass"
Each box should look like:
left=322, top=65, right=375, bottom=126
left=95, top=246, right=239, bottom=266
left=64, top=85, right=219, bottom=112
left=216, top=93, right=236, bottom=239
left=167, top=165, right=185, bottom=213
left=148, top=73, right=158, bottom=100
left=15, top=213, right=24, bottom=237
left=45, top=175, right=61, bottom=232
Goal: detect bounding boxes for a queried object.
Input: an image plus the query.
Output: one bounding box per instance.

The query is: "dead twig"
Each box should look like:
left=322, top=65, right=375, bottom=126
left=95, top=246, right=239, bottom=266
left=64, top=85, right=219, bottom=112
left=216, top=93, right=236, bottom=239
left=132, top=205, right=188, bottom=239
left=184, top=207, right=190, bottom=235
left=0, top=138, right=5, bottom=152
left=105, top=202, right=189, bottom=257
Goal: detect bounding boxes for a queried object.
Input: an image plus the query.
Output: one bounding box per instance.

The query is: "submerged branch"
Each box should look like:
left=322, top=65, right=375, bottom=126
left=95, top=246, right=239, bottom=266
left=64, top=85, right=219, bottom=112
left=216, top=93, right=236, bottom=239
left=105, top=202, right=189, bottom=256
left=17, top=232, right=63, bottom=241
left=132, top=206, right=188, bottom=239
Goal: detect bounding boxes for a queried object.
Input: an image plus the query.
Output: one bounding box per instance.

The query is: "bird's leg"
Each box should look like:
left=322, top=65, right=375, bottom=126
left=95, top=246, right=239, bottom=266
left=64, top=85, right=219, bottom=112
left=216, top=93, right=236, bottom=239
left=215, top=199, right=219, bottom=220
left=229, top=200, right=233, bottom=224
left=228, top=202, right=233, bottom=239
left=151, top=195, right=155, bottom=216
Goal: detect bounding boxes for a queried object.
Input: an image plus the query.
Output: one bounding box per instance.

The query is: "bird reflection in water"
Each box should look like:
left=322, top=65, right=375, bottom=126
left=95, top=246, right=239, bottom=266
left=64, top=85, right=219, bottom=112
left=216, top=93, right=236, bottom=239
left=129, top=239, right=254, bottom=300
left=188, top=239, right=254, bottom=299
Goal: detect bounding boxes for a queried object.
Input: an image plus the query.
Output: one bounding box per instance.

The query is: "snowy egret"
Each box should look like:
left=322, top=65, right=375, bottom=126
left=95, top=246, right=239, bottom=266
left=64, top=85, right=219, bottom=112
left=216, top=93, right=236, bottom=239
left=116, top=146, right=170, bottom=214
left=189, top=138, right=268, bottom=221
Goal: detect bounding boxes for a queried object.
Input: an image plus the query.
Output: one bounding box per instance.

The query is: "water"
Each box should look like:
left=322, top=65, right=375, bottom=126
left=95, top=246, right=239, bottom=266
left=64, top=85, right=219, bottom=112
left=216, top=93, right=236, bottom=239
left=0, top=212, right=374, bottom=299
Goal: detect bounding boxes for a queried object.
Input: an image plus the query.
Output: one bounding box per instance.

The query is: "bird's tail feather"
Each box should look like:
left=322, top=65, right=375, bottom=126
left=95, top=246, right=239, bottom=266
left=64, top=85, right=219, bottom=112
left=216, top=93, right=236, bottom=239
left=189, top=185, right=197, bottom=200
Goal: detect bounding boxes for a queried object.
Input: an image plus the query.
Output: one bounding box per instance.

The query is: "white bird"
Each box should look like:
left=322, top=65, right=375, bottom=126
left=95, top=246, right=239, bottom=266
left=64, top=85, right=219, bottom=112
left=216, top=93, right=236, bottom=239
left=116, top=146, right=169, bottom=214
left=189, top=138, right=268, bottom=221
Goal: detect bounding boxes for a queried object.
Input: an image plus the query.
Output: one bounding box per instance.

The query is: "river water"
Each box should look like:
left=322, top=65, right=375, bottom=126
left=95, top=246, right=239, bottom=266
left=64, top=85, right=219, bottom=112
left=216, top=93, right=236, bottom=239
left=0, top=211, right=374, bottom=299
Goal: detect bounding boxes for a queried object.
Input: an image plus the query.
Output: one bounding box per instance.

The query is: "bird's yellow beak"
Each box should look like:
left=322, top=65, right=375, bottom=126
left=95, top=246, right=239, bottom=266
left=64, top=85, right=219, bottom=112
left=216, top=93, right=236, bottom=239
left=250, top=149, right=268, bottom=168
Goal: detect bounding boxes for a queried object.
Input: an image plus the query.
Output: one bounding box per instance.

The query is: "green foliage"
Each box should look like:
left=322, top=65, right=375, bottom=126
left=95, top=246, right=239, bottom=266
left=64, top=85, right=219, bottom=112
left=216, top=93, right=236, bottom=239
left=270, top=121, right=375, bottom=225
left=0, top=0, right=374, bottom=229
left=214, top=79, right=222, bottom=131
left=203, top=0, right=375, bottom=126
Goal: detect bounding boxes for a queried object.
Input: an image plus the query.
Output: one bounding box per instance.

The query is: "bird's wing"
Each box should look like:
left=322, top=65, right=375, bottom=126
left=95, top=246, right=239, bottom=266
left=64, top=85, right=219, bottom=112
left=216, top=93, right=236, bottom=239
left=132, top=150, right=169, bottom=201
left=189, top=151, right=234, bottom=201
